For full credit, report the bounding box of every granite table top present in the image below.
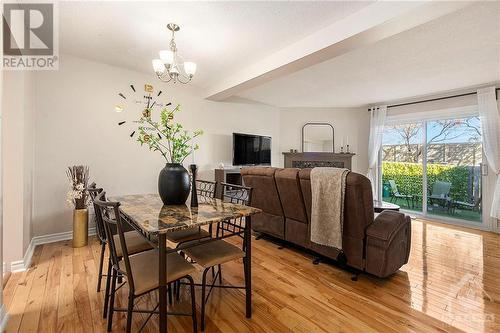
[110,194,261,235]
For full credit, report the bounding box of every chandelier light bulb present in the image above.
[152,59,165,73]
[184,62,197,76]
[159,50,174,65]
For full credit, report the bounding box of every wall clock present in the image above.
[114,83,172,138]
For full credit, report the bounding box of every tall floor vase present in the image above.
[73,208,88,248]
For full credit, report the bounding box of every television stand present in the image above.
[214,168,242,198]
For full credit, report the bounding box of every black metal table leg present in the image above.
[159,233,168,333]
[245,216,252,318]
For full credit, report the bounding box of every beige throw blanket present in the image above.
[310,167,349,249]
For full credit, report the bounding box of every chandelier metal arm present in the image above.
[176,74,193,84]
[155,71,173,83]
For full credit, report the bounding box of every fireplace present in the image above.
[283,152,355,170]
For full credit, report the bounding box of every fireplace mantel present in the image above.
[283,152,355,169]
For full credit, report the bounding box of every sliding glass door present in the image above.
[381,114,483,225]
[425,117,482,222]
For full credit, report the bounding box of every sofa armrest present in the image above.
[367,210,409,242]
[365,210,411,278]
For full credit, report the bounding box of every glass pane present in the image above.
[382,122,423,212]
[426,117,482,222]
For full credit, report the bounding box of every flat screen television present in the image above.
[233,133,271,166]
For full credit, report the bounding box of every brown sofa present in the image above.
[241,167,411,278]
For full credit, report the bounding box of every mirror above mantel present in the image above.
[282,122,354,169]
[302,123,334,153]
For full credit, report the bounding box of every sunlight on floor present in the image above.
[404,219,496,332]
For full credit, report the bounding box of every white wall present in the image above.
[32,54,280,237]
[23,73,35,255]
[278,107,370,174]
[2,71,35,267]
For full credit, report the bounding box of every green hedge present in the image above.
[382,162,470,201]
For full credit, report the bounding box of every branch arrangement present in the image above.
[136,105,203,163]
[66,165,90,209]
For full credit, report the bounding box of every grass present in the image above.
[382,196,482,223]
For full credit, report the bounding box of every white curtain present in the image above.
[367,106,387,200]
[477,86,500,219]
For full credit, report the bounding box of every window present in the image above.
[381,113,482,224]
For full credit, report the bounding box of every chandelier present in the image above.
[152,23,196,84]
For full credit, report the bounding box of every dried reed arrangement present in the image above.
[66,165,90,209]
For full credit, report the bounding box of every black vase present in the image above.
[158,163,190,205]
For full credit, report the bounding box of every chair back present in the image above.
[196,179,217,198]
[218,182,252,251]
[475,196,482,208]
[432,181,451,198]
[388,180,400,195]
[94,191,136,292]
[87,183,107,244]
[220,182,252,206]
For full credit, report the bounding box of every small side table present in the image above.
[374,201,400,213]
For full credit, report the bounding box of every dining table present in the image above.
[110,193,262,333]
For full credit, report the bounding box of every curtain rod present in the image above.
[368,87,500,111]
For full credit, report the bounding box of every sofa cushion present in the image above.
[275,168,308,224]
[252,212,285,238]
[242,167,285,239]
[241,167,284,217]
[285,217,309,248]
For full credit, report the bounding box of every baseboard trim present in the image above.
[10,227,96,273]
[2,271,11,289]
[0,305,9,333]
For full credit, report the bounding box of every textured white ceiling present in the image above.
[237,2,500,108]
[59,1,372,89]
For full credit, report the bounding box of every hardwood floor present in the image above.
[3,218,500,332]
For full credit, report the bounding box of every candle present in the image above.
[346,136,349,146]
[191,144,195,164]
[340,137,344,148]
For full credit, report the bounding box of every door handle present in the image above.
[481,163,488,176]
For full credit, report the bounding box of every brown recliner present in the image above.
[241,167,411,278]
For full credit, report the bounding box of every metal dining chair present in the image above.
[171,180,219,299]
[94,191,198,333]
[166,180,217,245]
[87,183,154,318]
[183,182,253,331]
[87,183,108,292]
